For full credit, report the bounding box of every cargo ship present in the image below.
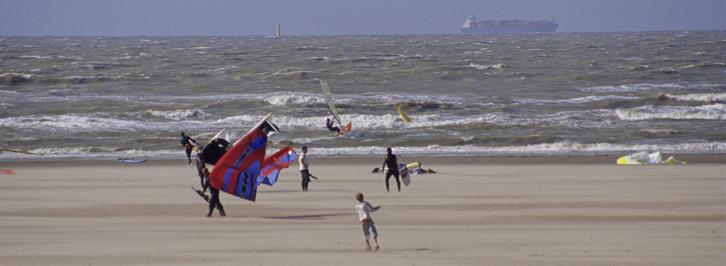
[461,15,558,34]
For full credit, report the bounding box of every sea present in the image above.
[1,31,725,159]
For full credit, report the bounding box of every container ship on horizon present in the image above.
[461,15,559,34]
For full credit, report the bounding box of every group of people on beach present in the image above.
[179,122,407,250]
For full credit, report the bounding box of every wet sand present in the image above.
[0,158,724,265]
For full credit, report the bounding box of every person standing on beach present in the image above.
[381,147,401,192]
[180,132,197,164]
[355,193,380,250]
[299,146,311,191]
[203,167,226,217]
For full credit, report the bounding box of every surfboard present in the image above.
[396,103,412,123]
[117,158,146,164]
[398,163,411,186]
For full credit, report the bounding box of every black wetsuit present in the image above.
[383,154,401,192]
[195,154,208,193]
[326,119,340,134]
[180,135,196,164]
[207,186,226,217]
[300,169,311,191]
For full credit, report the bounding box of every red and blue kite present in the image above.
[257,146,297,186]
[209,124,296,202]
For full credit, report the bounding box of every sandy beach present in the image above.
[1,157,724,265]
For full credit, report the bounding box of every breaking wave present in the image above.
[146,109,210,120]
[514,95,639,105]
[3,142,723,160]
[579,83,684,93]
[663,93,726,103]
[616,104,726,121]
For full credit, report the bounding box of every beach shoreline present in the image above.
[1,153,724,167]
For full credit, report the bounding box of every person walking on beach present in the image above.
[195,153,208,193]
[180,132,197,164]
[355,193,381,250]
[203,167,226,217]
[299,146,311,192]
[381,147,401,192]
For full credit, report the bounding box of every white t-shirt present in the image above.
[356,201,378,221]
[299,152,309,171]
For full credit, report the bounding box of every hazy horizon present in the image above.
[1,0,725,36]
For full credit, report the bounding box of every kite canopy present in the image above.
[257,146,297,186]
[207,114,295,202]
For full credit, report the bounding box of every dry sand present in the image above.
[0,158,724,265]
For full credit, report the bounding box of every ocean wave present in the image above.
[616,104,726,121]
[2,142,722,160]
[580,83,724,94]
[307,142,726,156]
[0,114,198,133]
[18,55,53,60]
[295,46,329,51]
[0,109,613,134]
[0,73,33,84]
[468,63,504,70]
[261,93,327,106]
[579,83,684,93]
[146,109,210,120]
[514,95,639,105]
[663,93,726,103]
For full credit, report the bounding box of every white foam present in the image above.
[261,93,326,106]
[147,109,210,120]
[0,114,204,133]
[514,95,639,105]
[664,93,726,103]
[0,109,615,134]
[3,142,722,160]
[469,63,504,70]
[616,104,726,121]
[579,83,683,93]
[18,55,53,60]
[299,142,726,156]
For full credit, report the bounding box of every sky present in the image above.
[0,0,724,35]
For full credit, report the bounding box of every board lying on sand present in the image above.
[117,158,146,164]
[617,152,686,165]
[398,163,411,186]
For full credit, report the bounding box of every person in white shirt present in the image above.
[298,146,310,191]
[355,192,381,250]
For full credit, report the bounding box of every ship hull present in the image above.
[461,24,558,34]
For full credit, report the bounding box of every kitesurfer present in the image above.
[355,193,381,251]
[299,146,311,191]
[325,118,340,134]
[203,167,226,217]
[381,147,401,192]
[180,132,197,164]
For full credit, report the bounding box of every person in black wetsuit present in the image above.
[381,147,401,192]
[326,118,340,134]
[180,132,197,164]
[195,153,208,193]
[203,167,226,217]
